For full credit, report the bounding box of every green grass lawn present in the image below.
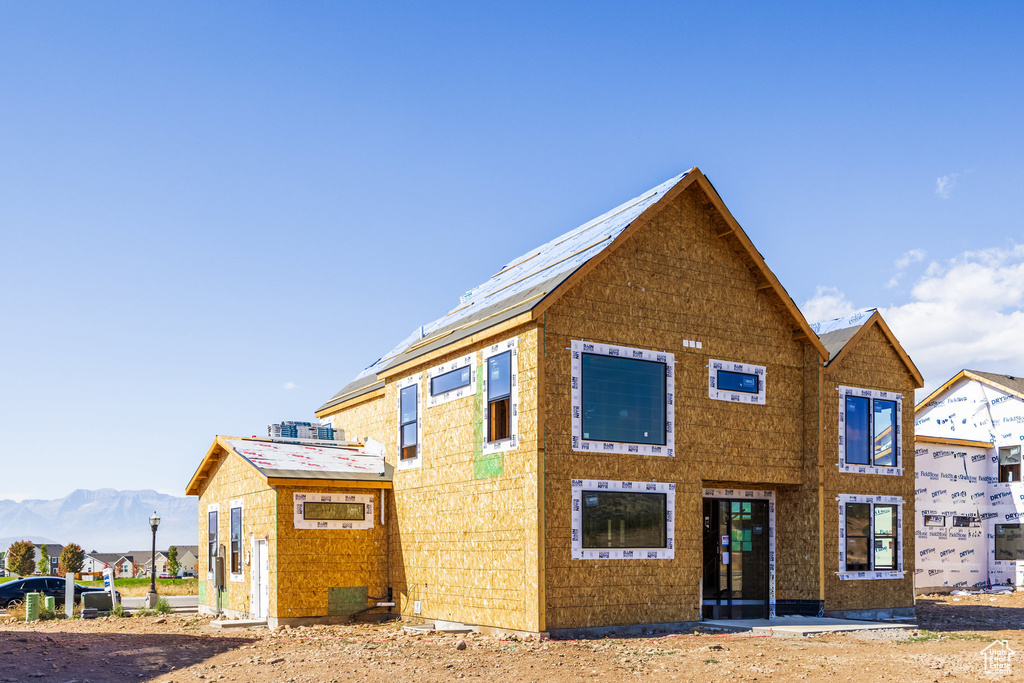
[0,577,17,584]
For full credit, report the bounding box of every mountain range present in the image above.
[0,489,197,553]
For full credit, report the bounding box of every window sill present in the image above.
[837,571,904,581]
[838,463,903,476]
[229,573,245,583]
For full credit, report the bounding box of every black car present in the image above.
[0,576,121,608]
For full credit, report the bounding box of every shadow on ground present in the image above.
[0,629,256,682]
[915,597,1024,632]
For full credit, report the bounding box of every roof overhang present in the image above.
[916,369,1024,413]
[823,310,924,388]
[185,436,393,496]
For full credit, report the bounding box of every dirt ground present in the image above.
[1,592,1021,682]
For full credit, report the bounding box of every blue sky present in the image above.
[2,2,1022,501]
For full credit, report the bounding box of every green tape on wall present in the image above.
[473,362,504,479]
[198,581,206,604]
[328,586,369,616]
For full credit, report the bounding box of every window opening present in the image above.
[487,351,511,442]
[431,365,472,397]
[999,446,1021,483]
[400,384,418,460]
[230,505,242,576]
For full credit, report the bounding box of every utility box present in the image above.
[81,592,113,611]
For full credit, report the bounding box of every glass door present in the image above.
[702,498,770,619]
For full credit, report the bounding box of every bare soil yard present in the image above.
[1,592,1021,682]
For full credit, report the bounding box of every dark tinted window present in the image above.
[581,353,666,445]
[845,503,871,571]
[995,524,1024,561]
[431,366,471,396]
[717,370,759,394]
[845,396,870,465]
[230,506,242,574]
[400,384,418,459]
[208,510,218,572]
[581,491,666,549]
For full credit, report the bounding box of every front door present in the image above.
[250,539,269,619]
[702,498,770,619]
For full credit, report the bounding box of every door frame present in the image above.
[702,487,776,619]
[250,538,269,619]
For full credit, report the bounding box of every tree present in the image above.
[36,545,50,575]
[57,543,85,575]
[167,546,180,578]
[7,540,35,576]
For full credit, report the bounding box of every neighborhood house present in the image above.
[188,168,923,632]
[914,370,1024,591]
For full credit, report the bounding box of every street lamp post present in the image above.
[147,511,160,608]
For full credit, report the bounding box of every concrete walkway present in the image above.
[703,616,916,637]
[122,595,198,613]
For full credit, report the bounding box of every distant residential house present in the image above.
[914,369,1024,591]
[172,546,200,576]
[31,544,63,575]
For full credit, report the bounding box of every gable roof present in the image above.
[185,436,393,496]
[318,167,828,414]
[811,308,924,388]
[915,368,1024,412]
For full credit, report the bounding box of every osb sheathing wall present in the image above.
[322,391,387,446]
[196,450,277,618]
[273,484,389,624]
[541,185,819,629]
[823,322,917,613]
[329,327,542,633]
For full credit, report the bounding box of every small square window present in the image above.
[995,524,1024,561]
[952,515,980,528]
[923,514,946,527]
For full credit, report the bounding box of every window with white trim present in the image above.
[837,494,904,580]
[708,360,766,404]
[482,338,518,454]
[229,499,244,582]
[838,386,903,475]
[571,479,675,560]
[571,340,674,457]
[427,353,476,407]
[396,373,422,469]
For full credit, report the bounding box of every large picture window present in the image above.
[571,479,675,560]
[395,374,422,469]
[838,386,903,475]
[995,524,1024,561]
[571,341,674,457]
[837,494,904,580]
[482,338,519,456]
[229,500,243,581]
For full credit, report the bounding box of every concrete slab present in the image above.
[210,619,268,629]
[403,621,474,635]
[703,616,916,637]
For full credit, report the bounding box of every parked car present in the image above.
[0,576,121,608]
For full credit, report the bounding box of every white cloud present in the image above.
[801,286,856,324]
[283,381,297,390]
[894,248,926,270]
[804,244,1024,400]
[935,173,959,199]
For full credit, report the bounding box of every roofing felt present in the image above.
[318,171,691,412]
[224,437,391,482]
